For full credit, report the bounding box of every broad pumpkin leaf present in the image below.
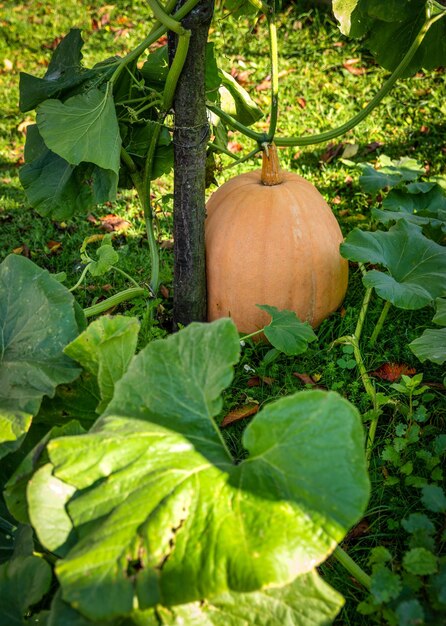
[0,410,32,461]
[19,29,95,112]
[358,156,424,195]
[4,420,85,525]
[410,298,446,365]
[20,125,117,220]
[0,555,52,625]
[0,255,81,414]
[31,320,369,621]
[153,570,344,626]
[64,316,139,414]
[36,86,121,177]
[124,122,173,180]
[47,572,343,626]
[258,305,317,356]
[332,0,446,76]
[340,221,446,309]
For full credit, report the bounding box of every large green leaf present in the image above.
[332,0,446,76]
[64,316,139,414]
[0,255,81,414]
[410,298,446,365]
[124,122,173,180]
[358,156,424,195]
[154,571,344,626]
[0,555,52,625]
[19,29,96,112]
[47,572,343,626]
[30,320,369,621]
[36,86,121,177]
[4,420,85,525]
[340,221,446,309]
[20,125,117,219]
[218,69,263,126]
[0,411,32,461]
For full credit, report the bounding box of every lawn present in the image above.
[0,1,445,624]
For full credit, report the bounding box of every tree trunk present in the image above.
[171,0,214,327]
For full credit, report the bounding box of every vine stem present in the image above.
[207,11,445,148]
[275,12,445,147]
[333,546,371,590]
[83,287,148,318]
[266,13,279,141]
[369,300,391,347]
[110,0,201,85]
[146,0,187,35]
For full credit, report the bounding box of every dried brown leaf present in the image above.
[371,363,416,382]
[221,403,259,428]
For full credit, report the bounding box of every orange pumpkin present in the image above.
[205,144,348,334]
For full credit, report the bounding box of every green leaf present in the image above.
[47,591,114,626]
[140,46,169,88]
[340,221,446,309]
[402,513,435,535]
[205,43,222,103]
[409,328,446,365]
[0,255,81,414]
[395,599,425,626]
[0,555,52,624]
[370,565,402,603]
[421,484,446,513]
[4,420,85,524]
[20,125,117,220]
[19,29,92,112]
[258,305,317,356]
[433,297,446,325]
[35,373,100,426]
[156,570,344,626]
[28,463,77,556]
[64,316,139,413]
[0,411,32,461]
[333,0,446,76]
[403,547,438,575]
[124,122,173,180]
[87,244,119,277]
[218,69,263,126]
[34,321,368,621]
[358,156,424,194]
[37,86,121,176]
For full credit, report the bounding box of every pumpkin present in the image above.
[205,144,348,334]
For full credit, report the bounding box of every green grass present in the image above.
[1,1,445,623]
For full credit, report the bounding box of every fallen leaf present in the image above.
[159,239,174,250]
[320,143,344,163]
[364,141,383,154]
[344,175,353,185]
[99,214,131,232]
[230,68,252,86]
[46,240,62,253]
[332,196,342,205]
[296,96,306,109]
[247,375,275,387]
[160,284,169,299]
[342,143,359,159]
[43,36,63,50]
[333,41,344,48]
[255,76,271,92]
[3,58,13,72]
[227,141,244,153]
[102,284,113,292]
[346,518,371,540]
[87,214,99,224]
[371,363,416,382]
[221,403,259,428]
[420,125,429,134]
[343,58,366,75]
[12,244,31,258]
[293,372,326,389]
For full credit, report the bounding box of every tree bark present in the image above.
[170,0,214,327]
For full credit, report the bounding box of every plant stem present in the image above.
[83,287,148,318]
[163,30,191,111]
[69,265,91,292]
[240,329,263,341]
[333,546,371,590]
[369,300,391,347]
[275,13,443,147]
[354,286,372,344]
[112,266,141,289]
[224,146,262,169]
[266,14,279,142]
[110,0,201,85]
[146,0,187,35]
[142,122,164,294]
[206,104,264,142]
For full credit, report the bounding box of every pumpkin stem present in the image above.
[261,143,284,186]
